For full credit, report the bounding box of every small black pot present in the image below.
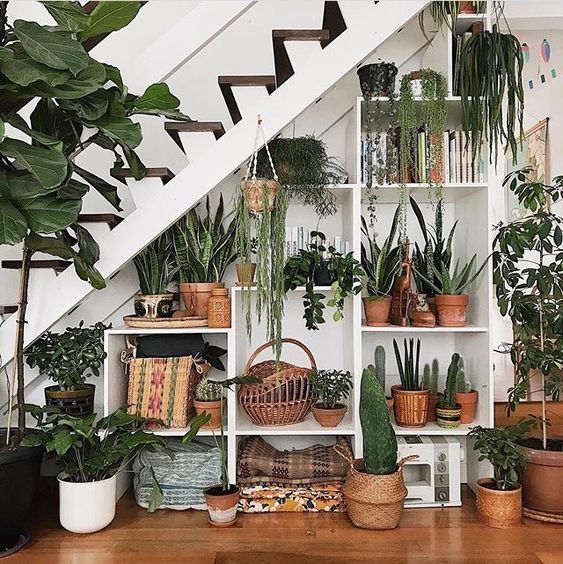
[45,383,95,416]
[0,432,43,554]
[357,62,398,97]
[313,260,336,286]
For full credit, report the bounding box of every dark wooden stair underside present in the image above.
[0,306,18,315]
[321,1,347,48]
[218,75,276,125]
[164,121,226,153]
[110,168,175,185]
[2,260,71,273]
[78,214,124,229]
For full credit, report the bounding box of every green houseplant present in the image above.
[435,353,462,429]
[469,421,534,528]
[284,231,363,331]
[0,3,188,552]
[361,207,402,326]
[493,168,563,517]
[309,369,352,428]
[132,232,178,319]
[392,338,429,428]
[25,321,108,416]
[173,194,237,319]
[193,378,223,430]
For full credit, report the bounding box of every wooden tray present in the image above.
[123,316,207,328]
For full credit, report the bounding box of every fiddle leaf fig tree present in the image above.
[0,1,189,444]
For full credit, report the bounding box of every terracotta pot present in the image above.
[427,394,439,422]
[194,399,223,429]
[460,1,477,13]
[203,485,240,527]
[476,479,522,528]
[427,296,438,318]
[363,296,392,327]
[241,179,279,213]
[436,404,462,429]
[45,384,95,417]
[455,390,478,424]
[236,263,256,286]
[386,397,394,412]
[134,293,174,318]
[179,282,224,318]
[435,294,469,327]
[312,404,347,428]
[519,438,563,515]
[391,386,429,428]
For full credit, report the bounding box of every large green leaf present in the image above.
[0,46,71,87]
[123,146,146,179]
[94,115,141,148]
[1,170,58,199]
[42,2,91,33]
[80,2,141,41]
[30,99,82,152]
[3,113,61,147]
[134,83,180,111]
[57,178,89,200]
[0,119,4,143]
[0,138,68,189]
[131,108,191,121]
[25,232,74,259]
[59,89,108,120]
[103,64,126,99]
[0,198,28,244]
[18,193,81,233]
[74,223,99,263]
[13,19,90,75]
[73,255,106,289]
[73,165,121,210]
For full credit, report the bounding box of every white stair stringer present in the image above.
[0,0,429,369]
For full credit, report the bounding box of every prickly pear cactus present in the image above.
[360,368,397,475]
[374,345,386,391]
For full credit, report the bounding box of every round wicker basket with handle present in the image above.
[239,338,316,426]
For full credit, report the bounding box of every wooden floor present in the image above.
[11,480,563,564]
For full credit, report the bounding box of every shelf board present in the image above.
[393,422,472,436]
[360,183,487,203]
[362,325,488,333]
[148,427,223,437]
[105,326,232,335]
[233,286,332,293]
[358,96,466,103]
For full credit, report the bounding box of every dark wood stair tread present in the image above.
[272,30,330,41]
[78,214,124,229]
[321,1,347,48]
[0,306,18,315]
[2,260,71,272]
[164,121,225,152]
[218,76,276,125]
[110,168,175,185]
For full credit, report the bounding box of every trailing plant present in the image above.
[411,196,457,297]
[393,338,421,391]
[417,254,488,295]
[418,2,461,41]
[439,353,460,408]
[284,231,363,330]
[25,321,108,391]
[361,207,402,298]
[360,367,398,475]
[133,232,177,295]
[0,2,188,446]
[196,378,223,402]
[468,421,536,490]
[493,168,563,450]
[172,194,237,283]
[309,369,352,409]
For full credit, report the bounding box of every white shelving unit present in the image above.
[103,10,496,492]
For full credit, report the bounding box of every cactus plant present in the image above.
[456,357,471,392]
[431,358,440,395]
[440,353,460,407]
[422,363,431,391]
[392,338,421,391]
[374,345,386,391]
[360,368,397,475]
[196,378,223,402]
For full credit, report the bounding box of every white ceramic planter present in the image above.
[58,473,117,533]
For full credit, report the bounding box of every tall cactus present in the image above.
[442,353,460,407]
[422,363,431,391]
[374,345,386,391]
[431,358,439,395]
[361,367,397,475]
[456,356,470,392]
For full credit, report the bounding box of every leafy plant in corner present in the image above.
[493,168,563,451]
[393,338,421,391]
[133,231,178,295]
[309,369,352,409]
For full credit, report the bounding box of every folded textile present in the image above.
[237,436,352,486]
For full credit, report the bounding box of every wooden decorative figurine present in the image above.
[390,244,412,327]
[409,293,436,328]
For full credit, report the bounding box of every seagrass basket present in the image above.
[239,338,316,426]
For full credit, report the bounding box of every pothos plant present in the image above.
[493,168,563,451]
[284,231,363,331]
[0,1,189,446]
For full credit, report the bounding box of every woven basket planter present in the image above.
[391,386,429,428]
[476,479,522,528]
[241,179,279,213]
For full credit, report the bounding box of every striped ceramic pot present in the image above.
[436,404,462,429]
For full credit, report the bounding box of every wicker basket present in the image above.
[391,385,429,428]
[239,338,316,426]
[336,446,415,530]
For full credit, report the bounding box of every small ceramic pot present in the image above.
[194,399,223,429]
[435,294,469,327]
[455,390,478,424]
[312,404,347,428]
[435,404,462,429]
[236,263,256,286]
[363,296,392,327]
[476,479,522,529]
[391,386,429,428]
[203,484,240,527]
[134,293,174,318]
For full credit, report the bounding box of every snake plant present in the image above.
[133,232,177,295]
[393,338,421,391]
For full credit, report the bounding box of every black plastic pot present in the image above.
[357,62,398,97]
[45,383,95,416]
[314,260,336,286]
[0,431,43,554]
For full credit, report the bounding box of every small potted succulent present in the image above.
[310,369,352,427]
[194,378,224,430]
[422,359,440,422]
[435,353,462,429]
[133,232,177,318]
[468,421,534,528]
[391,338,429,428]
[455,357,478,424]
[361,209,402,327]
[25,322,108,416]
[366,345,393,410]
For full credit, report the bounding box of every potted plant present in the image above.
[338,367,410,529]
[455,358,478,424]
[133,232,177,318]
[284,231,363,331]
[173,194,237,319]
[436,353,462,429]
[366,345,393,410]
[22,407,172,533]
[468,421,534,528]
[193,378,224,430]
[236,237,257,286]
[422,359,440,422]
[361,208,402,326]
[493,168,563,517]
[391,338,429,427]
[25,321,108,416]
[309,369,352,427]
[357,61,398,98]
